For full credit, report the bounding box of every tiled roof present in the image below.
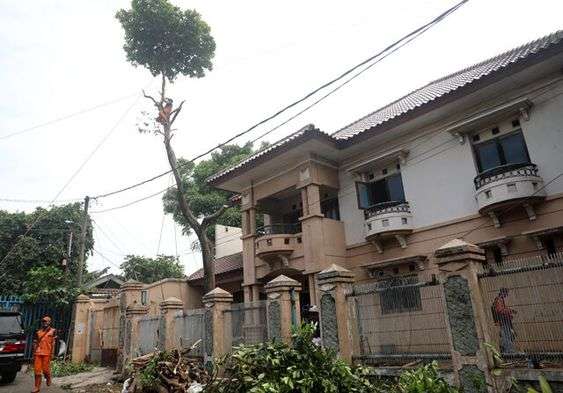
[207,125,335,185]
[187,252,243,281]
[333,30,563,139]
[207,30,563,185]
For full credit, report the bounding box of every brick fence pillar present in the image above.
[202,288,233,364]
[71,294,91,363]
[159,297,183,351]
[124,305,148,362]
[117,280,143,372]
[434,239,494,393]
[317,264,354,363]
[265,275,302,344]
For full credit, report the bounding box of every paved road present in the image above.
[0,371,66,393]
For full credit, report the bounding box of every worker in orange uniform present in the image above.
[31,316,57,393]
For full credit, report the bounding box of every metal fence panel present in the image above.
[137,316,160,355]
[226,301,267,348]
[174,309,206,357]
[478,252,563,359]
[350,278,450,363]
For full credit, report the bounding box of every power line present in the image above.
[0,84,149,269]
[0,93,138,141]
[91,0,469,201]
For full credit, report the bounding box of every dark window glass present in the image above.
[387,174,405,202]
[355,173,406,209]
[492,246,503,265]
[380,283,422,314]
[475,140,501,172]
[321,197,340,220]
[500,133,528,165]
[474,131,530,173]
[544,237,557,257]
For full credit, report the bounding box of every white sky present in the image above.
[1,0,562,276]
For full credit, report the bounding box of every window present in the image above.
[321,197,340,220]
[486,245,504,266]
[543,236,558,257]
[141,290,148,306]
[379,276,421,314]
[473,130,530,173]
[356,173,406,209]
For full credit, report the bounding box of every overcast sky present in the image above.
[1,0,561,276]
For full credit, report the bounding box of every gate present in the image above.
[478,252,563,360]
[100,305,119,367]
[0,297,72,359]
[349,277,451,365]
[225,301,267,348]
[137,316,160,356]
[88,309,103,363]
[174,309,206,357]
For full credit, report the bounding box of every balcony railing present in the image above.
[256,223,302,237]
[474,163,539,190]
[364,201,410,219]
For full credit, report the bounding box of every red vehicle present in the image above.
[0,311,26,384]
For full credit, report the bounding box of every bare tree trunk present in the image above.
[141,77,226,292]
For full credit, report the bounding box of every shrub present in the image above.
[51,359,95,377]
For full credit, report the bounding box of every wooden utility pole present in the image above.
[76,195,90,287]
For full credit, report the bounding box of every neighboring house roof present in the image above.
[187,252,243,281]
[86,274,125,290]
[207,30,563,185]
[333,30,563,140]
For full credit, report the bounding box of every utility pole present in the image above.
[76,195,90,288]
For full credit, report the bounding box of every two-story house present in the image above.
[206,31,563,312]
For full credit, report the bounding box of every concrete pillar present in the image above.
[434,239,494,393]
[159,297,183,351]
[317,264,354,363]
[71,294,91,363]
[117,280,143,372]
[202,288,233,364]
[265,275,302,344]
[124,305,148,361]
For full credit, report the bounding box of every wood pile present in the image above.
[125,340,211,393]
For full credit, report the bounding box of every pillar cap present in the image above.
[202,287,233,303]
[265,274,302,292]
[318,264,354,283]
[120,279,143,291]
[126,305,149,316]
[75,294,90,303]
[160,297,183,310]
[434,238,485,264]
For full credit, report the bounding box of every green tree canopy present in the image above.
[0,203,94,301]
[120,255,184,284]
[115,0,215,81]
[162,142,267,246]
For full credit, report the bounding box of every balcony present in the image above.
[364,201,414,253]
[474,163,546,225]
[255,223,302,262]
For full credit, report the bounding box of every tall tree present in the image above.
[0,203,94,301]
[116,0,222,292]
[120,255,184,284]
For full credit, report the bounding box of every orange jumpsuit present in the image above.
[33,327,56,376]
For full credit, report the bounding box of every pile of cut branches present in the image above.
[125,341,210,393]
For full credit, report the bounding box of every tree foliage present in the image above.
[120,254,184,284]
[0,203,94,297]
[115,0,215,81]
[21,266,79,306]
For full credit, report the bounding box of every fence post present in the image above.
[159,297,184,351]
[71,294,91,363]
[434,239,494,393]
[317,264,354,363]
[117,280,143,373]
[265,275,302,344]
[124,305,148,362]
[202,288,233,364]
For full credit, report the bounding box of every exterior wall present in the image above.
[142,278,201,314]
[339,78,563,246]
[215,225,242,259]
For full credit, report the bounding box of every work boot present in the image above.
[31,374,42,393]
[44,372,52,386]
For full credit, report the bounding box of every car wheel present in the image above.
[1,371,18,384]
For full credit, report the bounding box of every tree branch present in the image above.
[169,100,186,125]
[202,204,228,227]
[142,90,160,108]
